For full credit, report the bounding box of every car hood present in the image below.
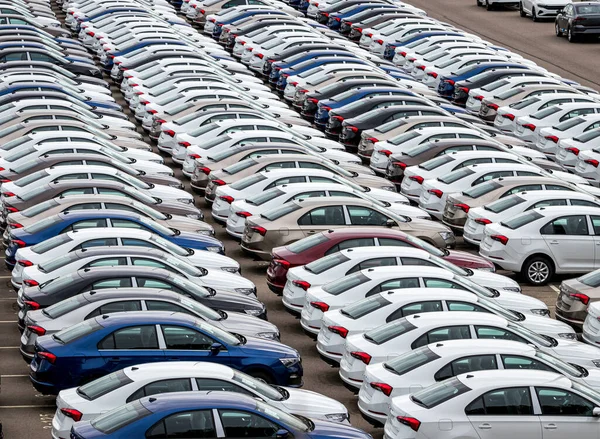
[445,249,494,270]
[216,311,278,337]
[184,251,239,272]
[322,148,362,164]
[549,340,600,366]
[201,270,254,291]
[210,289,264,312]
[239,337,299,358]
[146,185,192,202]
[280,388,347,418]
[309,418,371,439]
[521,314,574,338]
[164,217,213,234]
[467,270,520,290]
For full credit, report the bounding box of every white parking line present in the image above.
[0,275,13,279]
[0,320,17,323]
[1,374,28,378]
[0,346,18,349]
[0,405,54,409]
[549,284,560,294]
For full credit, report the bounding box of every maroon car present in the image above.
[266,227,494,294]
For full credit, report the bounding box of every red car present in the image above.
[266,228,494,294]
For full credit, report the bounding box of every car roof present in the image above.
[459,163,539,173]
[45,165,120,175]
[532,205,600,216]
[377,287,474,303]
[140,391,257,413]
[321,227,411,239]
[484,176,572,187]
[338,246,431,260]
[276,182,352,193]
[66,227,153,240]
[428,339,535,357]
[82,288,183,304]
[256,168,335,179]
[71,246,171,260]
[122,362,234,381]
[363,266,454,279]
[80,265,176,279]
[513,190,596,201]
[406,311,507,328]
[95,310,197,327]
[456,369,571,390]
[292,196,373,208]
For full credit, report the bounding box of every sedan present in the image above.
[536,114,600,156]
[520,0,571,21]
[556,2,600,42]
[556,269,600,329]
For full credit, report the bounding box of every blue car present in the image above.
[0,25,84,46]
[268,50,361,83]
[211,10,289,39]
[70,392,370,439]
[437,62,527,98]
[6,210,224,259]
[29,312,303,394]
[0,84,121,110]
[104,40,188,69]
[326,4,393,30]
[74,8,148,31]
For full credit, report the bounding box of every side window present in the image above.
[366,277,421,297]
[474,326,527,343]
[146,410,216,439]
[535,387,595,416]
[97,189,128,197]
[121,238,157,249]
[454,158,492,169]
[297,162,330,170]
[111,219,149,230]
[76,238,118,249]
[261,162,295,171]
[54,173,89,181]
[88,278,133,290]
[590,216,600,235]
[527,199,568,210]
[329,191,360,198]
[434,355,498,381]
[131,258,174,272]
[503,184,543,196]
[85,301,142,320]
[476,146,501,151]
[91,173,121,181]
[572,200,600,208]
[297,206,345,226]
[395,300,443,319]
[411,326,471,349]
[439,146,473,156]
[98,325,159,350]
[195,378,252,396]
[423,278,463,289]
[218,410,279,438]
[347,206,390,226]
[66,203,102,211]
[545,184,573,191]
[128,378,192,403]
[60,188,95,196]
[585,122,600,131]
[161,325,214,350]
[494,158,520,164]
[145,301,188,313]
[346,257,398,275]
[246,151,279,159]
[289,191,326,202]
[63,219,108,233]
[501,355,555,372]
[308,176,337,184]
[84,257,127,268]
[466,388,533,415]
[401,257,438,267]
[472,171,513,186]
[264,176,305,189]
[540,215,588,235]
[446,301,490,313]
[105,204,138,213]
[516,171,541,177]
[378,238,413,247]
[136,278,181,292]
[560,109,596,121]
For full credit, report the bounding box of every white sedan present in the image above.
[52,362,350,438]
[535,113,600,157]
[360,339,600,424]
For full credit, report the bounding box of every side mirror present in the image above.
[210,342,223,354]
[385,219,396,228]
[593,407,600,417]
[276,429,290,439]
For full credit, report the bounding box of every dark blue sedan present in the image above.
[30,312,303,394]
[6,210,224,260]
[70,392,371,439]
[437,62,527,98]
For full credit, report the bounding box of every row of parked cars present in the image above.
[5,0,600,438]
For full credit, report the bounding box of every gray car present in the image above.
[556,270,600,330]
[20,288,280,360]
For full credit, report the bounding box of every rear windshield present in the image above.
[304,252,350,275]
[363,318,416,345]
[578,270,600,288]
[222,159,256,175]
[510,97,539,110]
[501,211,543,229]
[410,377,471,409]
[52,319,102,345]
[554,117,584,132]
[494,88,523,100]
[322,272,370,296]
[374,120,406,134]
[462,181,501,198]
[77,369,134,401]
[576,129,600,143]
[576,4,600,14]
[419,155,453,171]
[384,346,440,376]
[482,79,508,92]
[340,294,391,320]
[246,188,284,206]
[287,233,329,253]
[484,195,525,213]
[23,216,58,234]
[21,199,59,218]
[230,174,267,191]
[91,400,151,434]
[13,170,49,187]
[530,106,562,120]
[439,168,475,184]
[260,203,300,221]
[31,234,73,254]
[42,293,85,319]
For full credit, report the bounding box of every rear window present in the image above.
[340,294,391,320]
[42,294,86,318]
[419,155,453,171]
[230,174,267,191]
[246,188,284,206]
[260,203,301,221]
[323,272,370,296]
[439,168,475,184]
[21,199,59,218]
[77,369,134,401]
[52,319,102,345]
[554,117,584,132]
[484,195,525,213]
[530,106,562,120]
[13,170,49,187]
[287,233,329,253]
[304,252,350,275]
[410,377,471,409]
[384,346,440,376]
[31,234,73,254]
[501,211,543,229]
[462,181,501,199]
[222,159,256,175]
[578,270,600,288]
[363,319,417,345]
[482,79,508,92]
[576,129,600,143]
[494,88,522,100]
[374,120,406,134]
[91,400,151,434]
[23,216,59,234]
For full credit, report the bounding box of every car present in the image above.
[556,269,600,329]
[284,247,522,314]
[21,288,279,362]
[520,0,571,21]
[556,2,600,42]
[463,189,599,245]
[360,339,600,425]
[241,197,455,261]
[266,227,495,294]
[583,301,600,345]
[385,369,600,439]
[480,206,600,284]
[70,392,371,439]
[29,311,302,394]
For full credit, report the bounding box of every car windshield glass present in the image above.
[0,136,29,152]
[477,296,519,320]
[305,252,350,275]
[11,159,38,174]
[21,199,59,218]
[576,129,600,143]
[454,276,495,298]
[189,122,220,137]
[374,119,406,134]
[363,318,417,345]
[260,203,301,221]
[77,369,134,401]
[287,233,329,253]
[576,4,600,14]
[439,167,475,184]
[246,188,284,206]
[178,296,221,320]
[494,88,523,100]
[462,181,501,198]
[31,234,73,254]
[222,159,256,175]
[230,174,267,191]
[387,131,421,146]
[150,235,188,256]
[91,400,151,435]
[507,322,553,347]
[42,293,85,318]
[578,270,600,287]
[3,145,36,162]
[500,211,542,229]
[255,400,310,432]
[535,350,583,378]
[232,371,284,401]
[322,272,370,296]
[384,346,440,376]
[13,169,49,187]
[410,377,471,409]
[484,195,525,213]
[419,155,453,171]
[482,81,509,92]
[195,319,240,345]
[38,251,79,274]
[530,106,562,120]
[52,319,102,345]
[340,294,392,319]
[436,58,460,68]
[554,117,584,132]
[23,216,59,234]
[510,97,539,110]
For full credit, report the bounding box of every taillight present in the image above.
[292,280,311,291]
[569,292,590,305]
[416,65,426,71]
[17,260,33,267]
[163,129,176,137]
[310,301,329,312]
[23,279,39,287]
[38,351,57,364]
[273,259,290,268]
[27,325,46,336]
[522,123,536,131]
[370,381,392,395]
[199,167,211,175]
[454,203,470,213]
[585,159,599,168]
[86,31,94,36]
[409,176,424,184]
[188,154,201,160]
[256,53,264,59]
[502,113,515,121]
[178,141,191,147]
[219,195,234,204]
[10,223,23,229]
[427,72,438,78]
[60,408,82,422]
[474,95,484,101]
[459,87,469,93]
[490,234,509,245]
[397,416,421,432]
[3,192,15,197]
[474,218,492,225]
[331,115,344,122]
[24,300,40,310]
[213,179,226,186]
[365,137,378,143]
[307,98,319,104]
[545,135,559,143]
[236,211,252,218]
[5,205,17,213]
[379,149,393,157]
[487,103,499,110]
[351,351,372,364]
[392,162,406,170]
[328,326,348,338]
[251,226,267,236]
[446,79,455,85]
[375,39,384,45]
[566,147,580,156]
[12,239,26,248]
[428,189,443,198]
[347,126,359,133]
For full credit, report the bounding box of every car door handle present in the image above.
[549,240,559,245]
[307,230,316,235]
[109,357,120,361]
[167,357,181,361]
[544,424,557,430]
[478,423,492,430]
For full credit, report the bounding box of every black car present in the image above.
[18,267,267,327]
[556,1,600,42]
[0,61,110,88]
[338,8,406,35]
[452,68,547,105]
[0,48,101,78]
[339,104,451,148]
[261,43,350,77]
[315,0,386,24]
[348,12,417,40]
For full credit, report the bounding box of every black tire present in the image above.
[522,256,554,285]
[532,7,538,21]
[486,0,494,10]
[567,26,578,42]
[555,22,563,36]
[248,370,275,384]
[477,0,482,6]
[519,2,526,16]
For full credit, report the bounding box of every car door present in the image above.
[411,325,472,349]
[589,216,600,269]
[434,354,499,381]
[465,387,541,439]
[97,324,164,373]
[160,324,230,365]
[535,387,600,439]
[217,409,281,438]
[540,215,595,271]
[297,205,346,237]
[145,410,218,438]
[346,205,392,227]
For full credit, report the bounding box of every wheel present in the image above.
[486,0,494,10]
[519,2,526,16]
[555,22,563,36]
[248,370,275,384]
[522,256,554,285]
[477,0,482,6]
[567,26,578,42]
[532,7,538,21]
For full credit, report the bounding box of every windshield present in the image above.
[419,155,453,171]
[115,172,149,190]
[375,119,406,134]
[507,322,553,347]
[462,181,502,198]
[195,319,240,345]
[384,346,440,376]
[230,174,267,191]
[439,167,475,184]
[340,294,392,320]
[495,88,523,100]
[535,350,584,378]
[246,188,284,206]
[3,145,36,162]
[77,369,133,401]
[501,211,543,230]
[31,234,73,254]
[485,195,525,213]
[255,400,310,432]
[578,270,600,287]
[322,272,370,296]
[530,106,562,120]
[287,233,329,253]
[364,318,417,345]
[554,117,584,132]
[150,235,188,256]
[305,252,350,275]
[21,199,59,218]
[232,371,284,401]
[261,203,301,221]
[411,377,471,408]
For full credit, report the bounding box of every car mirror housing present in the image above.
[210,342,223,354]
[593,407,600,417]
[385,219,396,228]
[276,429,290,439]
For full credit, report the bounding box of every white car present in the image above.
[360,339,600,424]
[535,114,600,156]
[480,206,600,285]
[393,35,482,68]
[341,312,600,384]
[11,228,239,287]
[464,190,600,246]
[385,369,600,439]
[52,362,349,438]
[583,302,600,346]
[520,0,571,20]
[232,25,315,57]
[420,55,509,89]
[574,138,600,183]
[246,35,328,71]
[359,18,438,50]
[419,163,544,219]
[410,48,498,81]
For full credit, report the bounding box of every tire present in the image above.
[247,370,275,384]
[486,0,494,10]
[532,7,538,21]
[522,256,554,285]
[567,26,578,42]
[519,2,526,16]
[555,22,563,36]
[477,0,482,6]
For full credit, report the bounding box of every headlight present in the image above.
[172,183,185,189]
[257,332,280,340]
[477,267,496,272]
[235,288,256,295]
[198,230,214,236]
[177,198,193,204]
[206,246,222,253]
[503,287,522,293]
[325,413,349,423]
[439,231,453,241]
[382,186,396,192]
[222,267,240,274]
[280,357,300,368]
[558,333,577,340]
[186,214,202,220]
[530,309,550,317]
[149,159,164,164]
[592,360,600,368]
[245,308,263,316]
